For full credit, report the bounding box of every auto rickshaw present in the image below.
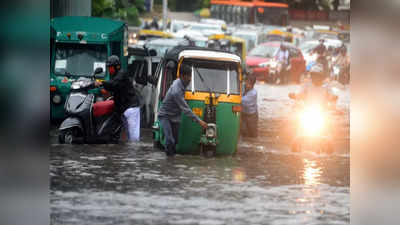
[208,34,247,64]
[266,29,294,44]
[136,29,174,46]
[152,46,243,156]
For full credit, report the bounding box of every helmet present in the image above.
[106,55,121,67]
[319,39,325,43]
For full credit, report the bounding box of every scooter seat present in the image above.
[93,100,115,117]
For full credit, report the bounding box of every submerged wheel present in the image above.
[153,140,163,150]
[202,146,216,158]
[59,129,75,144]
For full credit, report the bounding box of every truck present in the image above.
[50,16,128,121]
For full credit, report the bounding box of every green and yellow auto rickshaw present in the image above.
[152,46,243,156]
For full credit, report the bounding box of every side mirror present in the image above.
[289,93,296,99]
[149,49,157,57]
[94,67,103,75]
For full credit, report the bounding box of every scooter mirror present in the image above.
[94,67,104,75]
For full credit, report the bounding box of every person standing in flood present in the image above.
[158,64,208,156]
[241,74,258,138]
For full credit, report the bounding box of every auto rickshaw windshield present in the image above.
[182,59,240,95]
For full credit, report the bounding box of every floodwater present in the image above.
[50,82,350,225]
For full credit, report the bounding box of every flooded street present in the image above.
[50,82,350,225]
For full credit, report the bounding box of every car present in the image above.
[144,38,190,57]
[246,42,306,83]
[232,29,269,53]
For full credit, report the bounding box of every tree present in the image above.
[92,0,145,26]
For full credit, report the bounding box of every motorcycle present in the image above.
[269,60,291,85]
[288,92,337,154]
[58,68,122,144]
[330,60,350,85]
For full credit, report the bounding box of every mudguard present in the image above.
[97,112,121,138]
[59,117,83,132]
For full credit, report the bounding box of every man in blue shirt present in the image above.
[158,64,208,156]
[241,74,258,137]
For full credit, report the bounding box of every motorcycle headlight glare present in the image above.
[52,95,62,104]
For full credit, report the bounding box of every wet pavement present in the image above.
[50,82,349,225]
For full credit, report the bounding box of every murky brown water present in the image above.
[50,82,349,225]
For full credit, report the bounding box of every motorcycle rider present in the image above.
[95,55,141,142]
[292,64,337,105]
[332,45,350,83]
[334,45,349,67]
[312,39,329,79]
[275,42,290,84]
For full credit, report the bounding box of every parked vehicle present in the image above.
[50,16,129,121]
[127,46,158,128]
[152,46,243,156]
[58,68,122,144]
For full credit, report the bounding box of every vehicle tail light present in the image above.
[50,86,57,92]
[232,105,242,113]
[100,88,108,95]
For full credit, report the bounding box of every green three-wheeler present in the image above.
[152,46,243,156]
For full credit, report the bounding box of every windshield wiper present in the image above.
[193,67,212,93]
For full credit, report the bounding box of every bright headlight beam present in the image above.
[300,106,325,136]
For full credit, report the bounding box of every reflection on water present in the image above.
[50,83,350,225]
[303,159,322,186]
[232,167,246,183]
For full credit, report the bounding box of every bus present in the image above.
[210,0,289,26]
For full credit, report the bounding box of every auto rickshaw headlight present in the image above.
[52,95,62,104]
[206,124,217,138]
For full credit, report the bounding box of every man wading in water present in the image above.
[158,64,208,156]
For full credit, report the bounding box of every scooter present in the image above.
[58,68,122,144]
[269,61,291,85]
[288,91,337,154]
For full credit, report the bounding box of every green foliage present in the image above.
[92,0,143,25]
[201,0,210,8]
[92,0,113,17]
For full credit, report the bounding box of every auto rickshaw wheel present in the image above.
[201,145,216,158]
[153,140,163,150]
